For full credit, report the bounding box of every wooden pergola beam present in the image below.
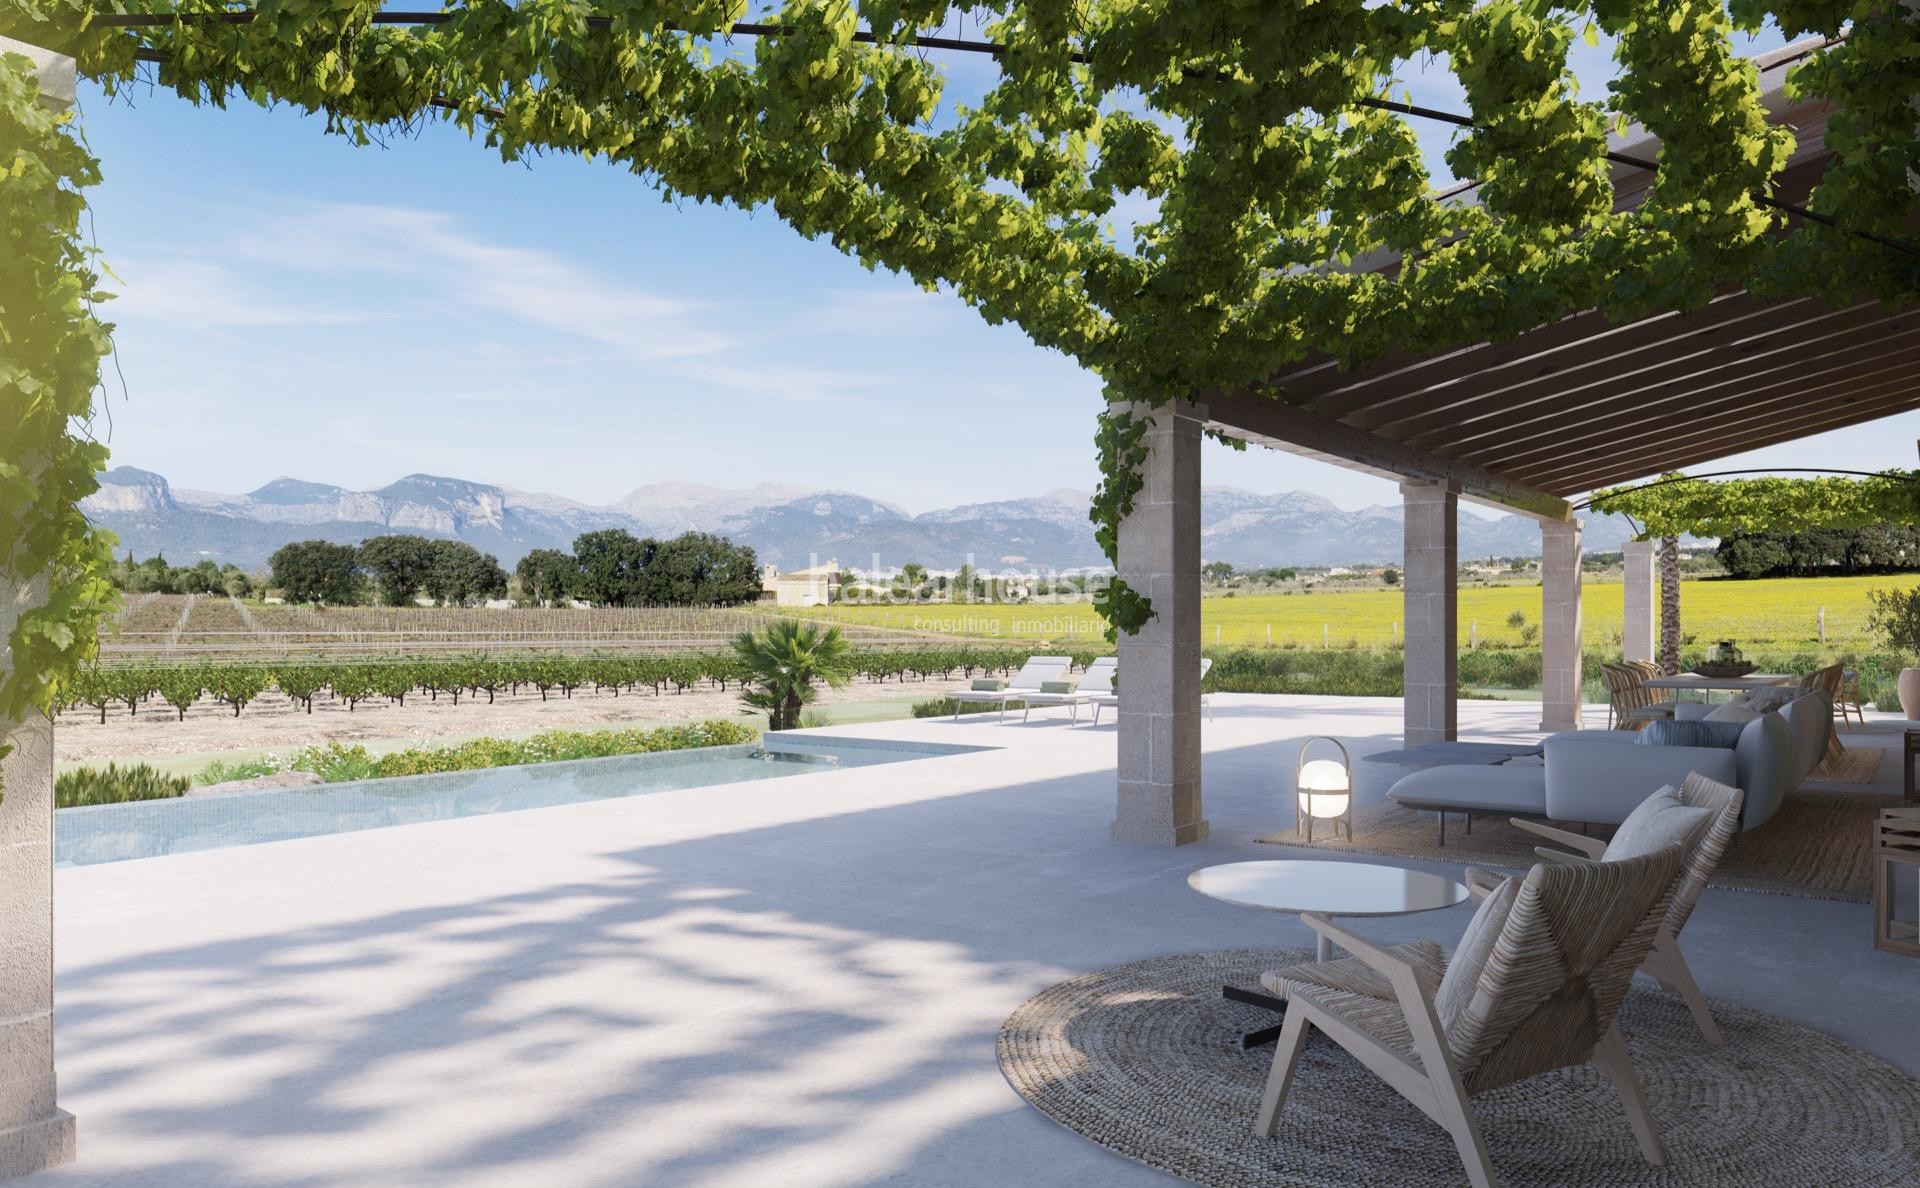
[1526,382,1920,492]
[1202,389,1573,521]
[1376,298,1870,445]
[1487,341,1920,479]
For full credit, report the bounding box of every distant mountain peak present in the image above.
[80,466,1638,571]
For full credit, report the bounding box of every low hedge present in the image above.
[56,763,191,808]
[276,720,762,783]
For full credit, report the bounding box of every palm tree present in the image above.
[733,619,855,730]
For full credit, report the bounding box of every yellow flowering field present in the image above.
[808,574,1920,649]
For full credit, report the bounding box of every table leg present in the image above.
[1907,732,1916,804]
[1221,985,1290,1049]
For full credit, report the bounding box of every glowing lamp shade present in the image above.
[1294,737,1354,843]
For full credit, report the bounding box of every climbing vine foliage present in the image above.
[0,49,117,793]
[1590,470,1920,540]
[1,3,1916,683]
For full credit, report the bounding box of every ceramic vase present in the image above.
[1897,667,1920,720]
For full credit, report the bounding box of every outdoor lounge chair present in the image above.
[1503,772,1743,1046]
[1087,657,1214,726]
[945,656,1071,721]
[1016,656,1115,724]
[1255,846,1686,1188]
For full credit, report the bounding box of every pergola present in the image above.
[1107,37,1920,846]
[1,8,1919,1181]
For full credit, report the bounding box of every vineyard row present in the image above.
[63,647,1099,721]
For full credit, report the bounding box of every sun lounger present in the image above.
[1018,657,1116,724]
[946,656,1073,721]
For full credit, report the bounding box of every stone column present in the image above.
[1112,401,1208,846]
[1621,540,1655,664]
[1401,480,1458,746]
[0,37,81,1180]
[1540,518,1583,732]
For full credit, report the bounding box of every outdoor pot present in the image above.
[1899,668,1920,720]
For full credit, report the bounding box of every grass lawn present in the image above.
[808,573,1920,649]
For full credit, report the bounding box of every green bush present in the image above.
[278,721,761,782]
[290,741,381,782]
[193,755,287,785]
[910,697,1000,717]
[56,763,190,808]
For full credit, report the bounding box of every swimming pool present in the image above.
[56,736,988,867]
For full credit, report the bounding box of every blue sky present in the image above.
[72,21,1916,516]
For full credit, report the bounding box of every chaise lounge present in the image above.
[944,656,1072,721]
[1387,690,1829,838]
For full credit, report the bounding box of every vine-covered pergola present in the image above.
[1,4,1918,1174]
[1590,468,1920,671]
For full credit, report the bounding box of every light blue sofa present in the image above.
[1388,691,1830,836]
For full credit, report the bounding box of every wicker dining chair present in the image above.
[1505,772,1743,1046]
[1255,847,1686,1188]
[1801,663,1847,764]
[1832,668,1866,728]
[1601,662,1674,731]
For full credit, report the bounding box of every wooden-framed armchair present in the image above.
[1254,847,1685,1188]
[1508,772,1743,1045]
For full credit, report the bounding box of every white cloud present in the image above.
[107,256,366,328]
[225,201,733,361]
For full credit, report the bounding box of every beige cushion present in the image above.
[1703,702,1762,724]
[1435,876,1519,1030]
[1604,784,1713,861]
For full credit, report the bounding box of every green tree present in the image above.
[268,541,364,605]
[516,548,576,605]
[358,534,436,606]
[648,532,762,605]
[572,529,655,606]
[420,540,508,606]
[1202,561,1234,581]
[732,619,854,731]
[1381,567,1400,586]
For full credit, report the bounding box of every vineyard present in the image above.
[62,645,1072,725]
[100,595,949,661]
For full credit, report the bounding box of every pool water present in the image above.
[57,738,986,867]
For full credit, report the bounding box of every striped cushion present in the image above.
[1636,719,1745,749]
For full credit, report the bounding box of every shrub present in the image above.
[56,763,190,808]
[290,741,381,782]
[911,697,998,717]
[194,755,288,785]
[1867,586,1920,655]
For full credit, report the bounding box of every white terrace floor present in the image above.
[32,695,1920,1187]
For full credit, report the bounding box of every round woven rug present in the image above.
[998,947,1920,1187]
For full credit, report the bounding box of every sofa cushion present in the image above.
[1637,719,1746,749]
[1604,785,1713,861]
[1733,686,1808,715]
[1435,875,1519,1030]
[1703,702,1762,724]
[1388,765,1548,815]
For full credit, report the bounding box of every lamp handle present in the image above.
[1295,735,1351,784]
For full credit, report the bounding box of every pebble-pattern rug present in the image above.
[999,948,1920,1187]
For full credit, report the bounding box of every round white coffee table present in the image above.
[1189,859,1469,1047]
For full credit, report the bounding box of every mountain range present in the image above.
[81,467,1641,572]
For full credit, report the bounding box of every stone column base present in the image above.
[1110,814,1211,847]
[0,1110,74,1179]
